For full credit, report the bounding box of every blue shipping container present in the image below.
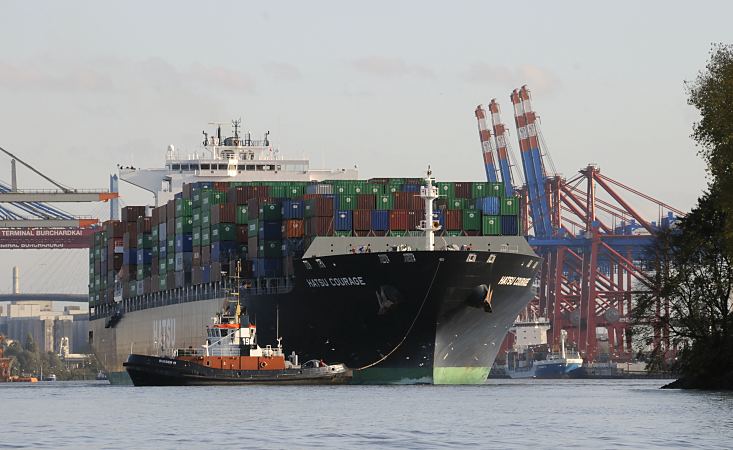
[158,223,166,242]
[136,249,152,265]
[476,197,501,216]
[175,234,193,253]
[258,221,282,240]
[123,248,137,265]
[211,241,238,262]
[432,210,445,228]
[501,215,518,235]
[253,257,282,278]
[159,244,167,259]
[202,266,211,283]
[401,184,420,193]
[334,210,353,231]
[282,238,305,257]
[371,210,389,231]
[282,200,304,219]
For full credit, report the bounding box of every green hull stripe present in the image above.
[433,366,490,385]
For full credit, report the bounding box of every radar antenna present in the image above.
[232,118,242,139]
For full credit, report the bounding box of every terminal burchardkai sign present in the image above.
[0,228,94,249]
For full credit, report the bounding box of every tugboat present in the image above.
[123,262,352,386]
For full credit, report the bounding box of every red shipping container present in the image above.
[183,183,194,199]
[192,246,202,266]
[307,197,334,217]
[356,194,375,210]
[454,182,473,198]
[247,236,258,260]
[407,210,423,229]
[408,194,424,210]
[104,220,125,238]
[211,204,236,224]
[393,192,410,210]
[121,206,146,223]
[201,246,211,264]
[236,225,248,243]
[166,199,176,220]
[213,181,230,192]
[136,216,152,234]
[445,210,462,231]
[156,205,167,224]
[306,217,334,236]
[284,219,304,238]
[247,197,274,220]
[353,210,372,231]
[242,185,270,201]
[389,210,408,230]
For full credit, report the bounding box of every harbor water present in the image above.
[1,379,732,449]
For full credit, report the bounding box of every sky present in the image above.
[0,0,730,293]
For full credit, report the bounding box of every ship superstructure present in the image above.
[119,120,358,207]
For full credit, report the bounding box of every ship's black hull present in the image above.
[123,354,352,386]
[244,250,541,384]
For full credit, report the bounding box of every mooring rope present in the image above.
[355,258,443,371]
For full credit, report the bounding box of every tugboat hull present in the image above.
[124,354,352,386]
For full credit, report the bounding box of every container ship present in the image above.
[89,120,541,384]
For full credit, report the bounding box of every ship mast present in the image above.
[418,166,441,251]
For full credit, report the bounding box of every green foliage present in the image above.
[687,43,733,252]
[3,338,102,380]
[633,189,733,383]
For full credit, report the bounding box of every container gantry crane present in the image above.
[476,86,682,363]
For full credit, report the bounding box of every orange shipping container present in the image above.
[284,219,304,238]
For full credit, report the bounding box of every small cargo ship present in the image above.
[124,264,352,386]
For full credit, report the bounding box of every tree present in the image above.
[632,43,733,388]
[633,189,733,387]
[687,43,733,253]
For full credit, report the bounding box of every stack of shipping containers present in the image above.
[89,179,522,315]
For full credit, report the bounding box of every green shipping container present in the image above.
[365,183,383,195]
[137,265,152,279]
[192,227,201,247]
[462,209,481,231]
[167,238,175,255]
[151,227,159,241]
[377,195,394,210]
[211,224,236,242]
[472,182,490,198]
[202,209,211,228]
[436,182,455,198]
[501,197,520,215]
[269,185,287,198]
[159,276,167,291]
[248,222,258,237]
[192,208,202,227]
[285,184,304,198]
[259,202,282,220]
[159,259,167,274]
[236,205,248,225]
[334,230,352,237]
[137,234,153,249]
[489,182,504,196]
[201,191,227,207]
[202,228,211,246]
[482,215,501,236]
[176,217,194,234]
[447,198,471,210]
[175,198,193,217]
[258,241,282,258]
[339,195,356,211]
[167,254,175,273]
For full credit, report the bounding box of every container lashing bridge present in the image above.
[474,87,681,363]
